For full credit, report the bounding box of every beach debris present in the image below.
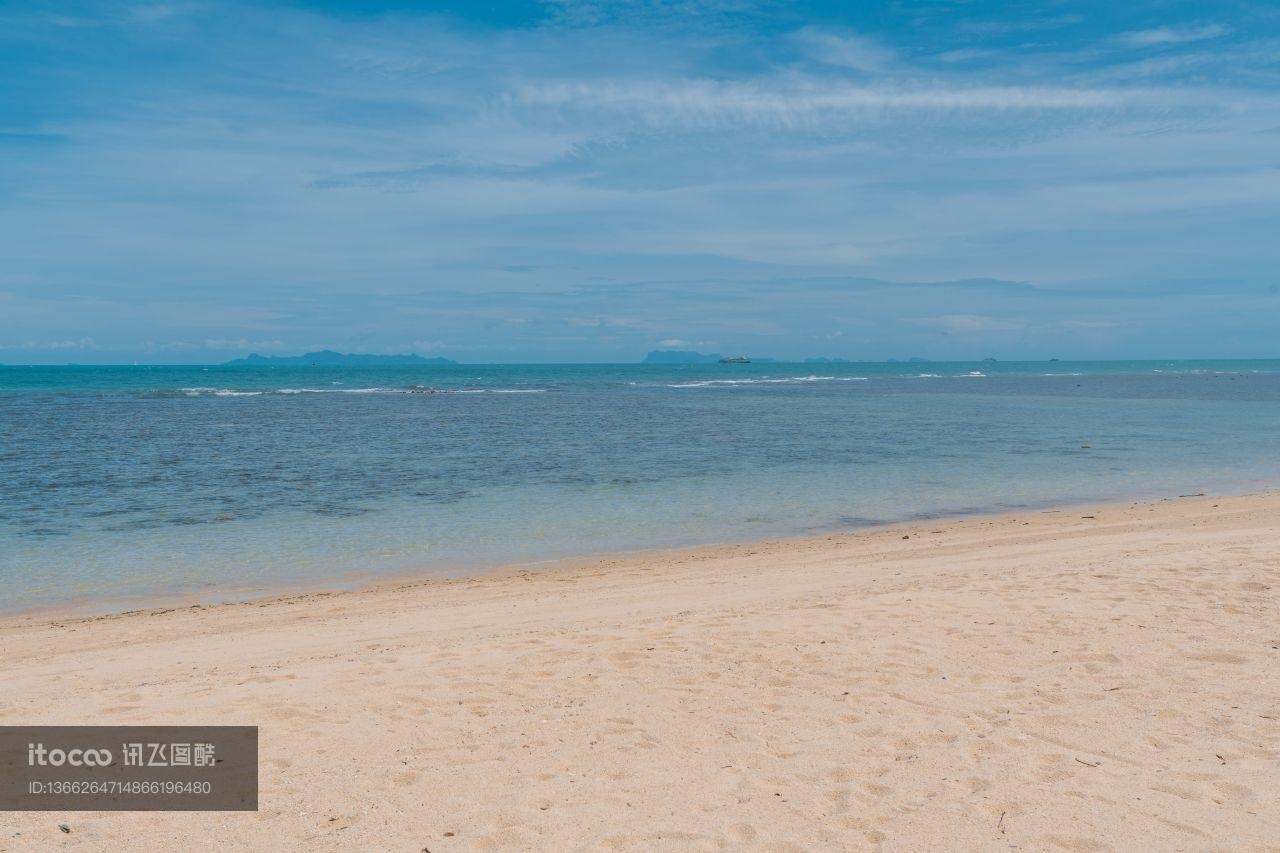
[1074,758,1100,767]
[1216,754,1226,764]
[58,824,71,834]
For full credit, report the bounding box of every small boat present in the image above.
[719,355,750,364]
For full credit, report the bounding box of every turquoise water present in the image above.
[3,360,1280,611]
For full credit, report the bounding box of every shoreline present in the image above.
[6,480,1278,625]
[2,490,1277,847]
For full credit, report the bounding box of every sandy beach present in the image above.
[2,491,1278,851]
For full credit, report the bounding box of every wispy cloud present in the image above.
[198,338,287,351]
[908,314,1026,334]
[1118,24,1232,48]
[0,1,1277,361]
[0,337,101,350]
[957,14,1084,36]
[792,28,895,72]
[511,79,1147,128]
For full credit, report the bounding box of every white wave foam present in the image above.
[179,386,548,397]
[667,375,864,388]
[180,387,263,396]
[446,388,548,393]
[277,387,394,394]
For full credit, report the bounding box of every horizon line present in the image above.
[4,356,1280,368]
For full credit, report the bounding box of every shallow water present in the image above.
[3,360,1280,610]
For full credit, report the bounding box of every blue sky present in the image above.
[2,0,1278,363]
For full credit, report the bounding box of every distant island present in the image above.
[642,350,723,364]
[223,350,457,366]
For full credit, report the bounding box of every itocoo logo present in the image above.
[27,743,113,767]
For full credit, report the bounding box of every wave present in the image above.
[176,386,549,397]
[181,387,264,397]
[277,387,395,394]
[667,375,868,388]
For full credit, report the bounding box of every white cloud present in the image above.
[932,49,999,64]
[958,14,1083,36]
[128,4,194,25]
[909,315,1026,334]
[514,79,1140,129]
[0,337,101,350]
[200,338,287,351]
[3,4,1277,360]
[1118,25,1231,48]
[793,28,895,72]
[1058,319,1125,330]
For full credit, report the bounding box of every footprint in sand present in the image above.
[1187,651,1248,664]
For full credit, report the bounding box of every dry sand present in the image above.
[2,492,1278,851]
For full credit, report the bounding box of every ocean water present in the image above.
[3,360,1280,612]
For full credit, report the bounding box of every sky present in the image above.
[2,0,1279,363]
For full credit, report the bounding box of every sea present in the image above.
[3,360,1280,613]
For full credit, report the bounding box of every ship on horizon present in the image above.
[719,355,751,364]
